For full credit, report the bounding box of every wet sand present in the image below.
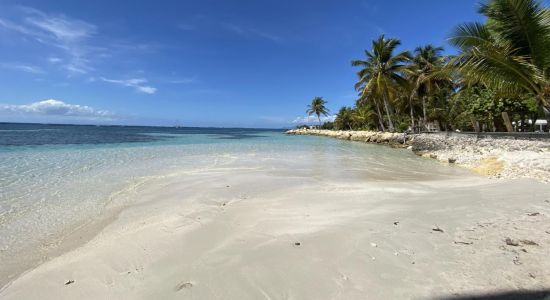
[1,158,549,299]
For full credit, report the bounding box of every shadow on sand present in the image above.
[437,290,550,300]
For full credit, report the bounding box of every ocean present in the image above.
[0,122,465,284]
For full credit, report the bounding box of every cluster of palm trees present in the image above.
[322,0,550,133]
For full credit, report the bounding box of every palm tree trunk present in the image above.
[470,116,480,133]
[409,95,415,131]
[382,92,395,131]
[501,112,514,132]
[374,99,385,131]
[543,105,550,132]
[422,96,427,129]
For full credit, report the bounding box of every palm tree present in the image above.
[335,106,354,130]
[352,106,377,130]
[449,0,550,116]
[352,35,412,131]
[306,96,330,127]
[356,86,387,131]
[407,45,449,129]
[355,93,384,130]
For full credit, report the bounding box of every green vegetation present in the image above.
[306,96,330,127]
[310,0,550,132]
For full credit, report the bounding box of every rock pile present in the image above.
[286,128,410,147]
[286,129,550,182]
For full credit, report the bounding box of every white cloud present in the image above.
[2,63,45,74]
[1,99,114,119]
[170,77,197,84]
[292,115,336,124]
[101,77,157,94]
[25,13,96,42]
[48,57,62,63]
[137,86,157,94]
[222,23,281,42]
[248,29,281,42]
[0,7,97,75]
[0,17,33,35]
[64,63,88,74]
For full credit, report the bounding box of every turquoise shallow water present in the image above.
[0,123,468,284]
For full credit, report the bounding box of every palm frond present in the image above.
[448,22,493,50]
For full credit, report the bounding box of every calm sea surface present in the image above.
[0,122,466,284]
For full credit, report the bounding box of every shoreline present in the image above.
[0,170,183,290]
[2,157,549,299]
[1,134,550,299]
[286,129,550,183]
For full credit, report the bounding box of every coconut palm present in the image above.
[407,45,450,129]
[306,96,330,126]
[352,35,412,131]
[335,106,354,130]
[355,91,385,130]
[449,0,550,115]
[352,106,378,130]
[356,87,386,131]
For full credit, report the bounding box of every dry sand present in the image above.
[1,162,550,299]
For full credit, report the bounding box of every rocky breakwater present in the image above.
[412,133,550,181]
[286,128,411,147]
[286,129,550,182]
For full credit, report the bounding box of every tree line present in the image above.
[306,0,550,133]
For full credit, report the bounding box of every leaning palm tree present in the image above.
[352,35,412,131]
[306,96,330,127]
[449,0,550,115]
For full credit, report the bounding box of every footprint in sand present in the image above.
[175,281,194,291]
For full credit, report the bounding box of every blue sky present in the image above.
[0,0,484,128]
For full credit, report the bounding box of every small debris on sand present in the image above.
[370,243,378,248]
[294,242,301,246]
[175,282,193,291]
[393,221,399,226]
[65,280,74,285]
[454,241,473,245]
[520,239,539,246]
[527,212,540,216]
[432,226,444,233]
[225,185,230,188]
[505,238,520,246]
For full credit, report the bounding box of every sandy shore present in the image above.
[1,157,549,299]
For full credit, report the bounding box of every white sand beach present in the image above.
[1,154,549,299]
[3,0,550,298]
